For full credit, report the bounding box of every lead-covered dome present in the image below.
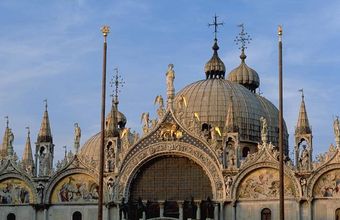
[174,79,287,147]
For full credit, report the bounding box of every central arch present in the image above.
[117,142,225,201]
[130,155,213,201]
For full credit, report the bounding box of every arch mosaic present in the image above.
[232,162,300,200]
[311,166,340,198]
[45,168,98,204]
[117,141,224,201]
[0,177,34,204]
[0,172,37,204]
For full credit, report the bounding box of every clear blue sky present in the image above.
[0,0,339,163]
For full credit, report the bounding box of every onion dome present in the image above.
[204,39,226,79]
[227,49,260,92]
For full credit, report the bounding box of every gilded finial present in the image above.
[101,25,110,37]
[278,25,283,42]
[278,25,283,36]
[43,99,48,111]
[5,116,9,128]
[110,68,125,105]
[208,14,223,41]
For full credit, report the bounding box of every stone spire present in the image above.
[1,117,10,158]
[295,90,312,135]
[37,100,53,143]
[224,96,238,133]
[22,127,34,173]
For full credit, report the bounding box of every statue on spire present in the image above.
[166,64,175,107]
[74,123,81,154]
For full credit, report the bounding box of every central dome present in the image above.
[174,78,288,149]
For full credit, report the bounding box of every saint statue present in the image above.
[260,116,268,143]
[166,64,175,102]
[74,123,81,153]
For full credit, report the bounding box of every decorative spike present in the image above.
[37,100,53,143]
[225,96,238,133]
[295,89,312,135]
[22,127,34,170]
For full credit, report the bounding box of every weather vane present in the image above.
[298,88,304,99]
[5,116,9,128]
[234,24,252,51]
[208,14,223,40]
[110,68,125,103]
[26,126,30,136]
[43,99,48,110]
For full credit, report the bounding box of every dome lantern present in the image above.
[204,15,226,79]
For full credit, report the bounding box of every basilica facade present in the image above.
[1,26,340,220]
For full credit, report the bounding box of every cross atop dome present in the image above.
[110,68,125,106]
[234,24,252,61]
[204,15,226,79]
[208,14,223,41]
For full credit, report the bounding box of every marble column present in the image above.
[219,202,224,220]
[160,201,165,217]
[214,203,219,220]
[178,201,184,220]
[196,202,201,220]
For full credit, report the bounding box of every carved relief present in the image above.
[237,168,295,199]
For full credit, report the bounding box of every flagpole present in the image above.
[98,25,110,220]
[278,25,284,220]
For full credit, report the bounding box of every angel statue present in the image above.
[154,95,165,120]
[141,112,150,135]
[260,116,268,144]
[74,123,81,153]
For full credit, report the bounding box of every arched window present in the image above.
[261,208,271,220]
[336,208,340,220]
[7,213,16,220]
[242,147,250,158]
[72,211,82,220]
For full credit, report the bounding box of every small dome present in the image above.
[204,40,226,79]
[106,110,127,129]
[228,52,260,92]
[79,132,101,161]
[79,110,127,161]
